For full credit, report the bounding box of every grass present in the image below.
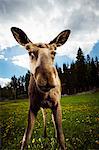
[0,92,99,150]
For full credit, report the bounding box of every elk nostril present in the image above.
[38,84,55,92]
[48,85,55,89]
[38,85,45,89]
[46,84,55,90]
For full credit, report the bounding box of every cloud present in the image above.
[0,54,5,59]
[0,0,99,87]
[11,54,30,70]
[0,77,11,87]
[0,0,99,59]
[0,54,8,61]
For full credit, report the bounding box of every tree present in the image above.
[86,54,90,64]
[86,55,92,90]
[10,75,18,99]
[70,62,77,94]
[25,71,30,97]
[62,64,71,94]
[0,85,1,100]
[90,58,99,88]
[95,57,99,86]
[75,48,86,92]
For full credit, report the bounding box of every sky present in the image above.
[0,0,99,87]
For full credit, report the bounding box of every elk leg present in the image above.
[52,103,66,150]
[21,107,39,150]
[52,113,57,138]
[41,108,47,137]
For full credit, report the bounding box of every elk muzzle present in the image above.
[35,66,56,92]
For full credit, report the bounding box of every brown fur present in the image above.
[11,27,71,150]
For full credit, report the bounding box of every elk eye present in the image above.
[38,44,44,48]
[53,52,56,56]
[28,52,35,59]
[51,51,56,56]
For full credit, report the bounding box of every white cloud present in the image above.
[0,77,11,87]
[0,55,4,59]
[11,54,30,70]
[0,54,8,60]
[0,0,99,59]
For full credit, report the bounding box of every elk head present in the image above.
[11,27,70,92]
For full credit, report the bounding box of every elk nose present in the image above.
[38,84,55,92]
[47,84,55,89]
[46,81,56,89]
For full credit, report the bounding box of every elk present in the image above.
[11,27,71,150]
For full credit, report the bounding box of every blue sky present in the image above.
[0,0,99,87]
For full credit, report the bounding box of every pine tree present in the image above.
[25,71,30,97]
[86,54,91,90]
[10,75,18,99]
[90,58,98,88]
[62,64,70,94]
[75,48,86,92]
[70,62,77,94]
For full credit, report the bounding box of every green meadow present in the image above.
[0,92,99,150]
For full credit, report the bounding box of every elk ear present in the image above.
[11,27,31,46]
[49,30,71,47]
